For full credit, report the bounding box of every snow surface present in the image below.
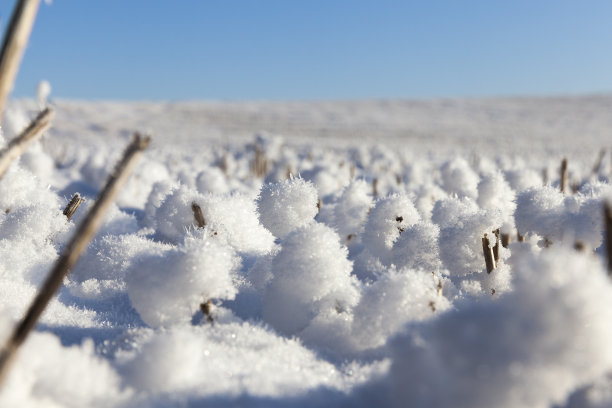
[1,95,612,407]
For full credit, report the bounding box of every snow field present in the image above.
[0,100,612,407]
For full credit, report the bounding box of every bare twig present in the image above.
[191,202,206,228]
[0,0,42,121]
[560,157,568,194]
[501,233,510,248]
[482,233,496,273]
[372,178,378,198]
[492,228,500,262]
[62,193,83,221]
[0,134,150,386]
[0,107,54,180]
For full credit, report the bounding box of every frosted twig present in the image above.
[482,233,496,273]
[62,193,83,221]
[0,107,54,180]
[492,228,500,262]
[0,134,150,387]
[0,0,42,122]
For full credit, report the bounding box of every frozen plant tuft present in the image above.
[126,235,240,328]
[257,177,319,239]
[262,222,359,335]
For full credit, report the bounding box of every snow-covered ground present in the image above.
[1,94,612,407]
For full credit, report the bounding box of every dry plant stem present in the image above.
[372,178,378,197]
[200,300,214,323]
[482,233,496,273]
[492,229,500,262]
[191,202,206,228]
[0,134,150,387]
[0,107,54,180]
[560,157,568,194]
[501,233,510,248]
[62,193,83,221]
[605,202,612,275]
[517,230,526,242]
[250,145,268,178]
[0,0,41,122]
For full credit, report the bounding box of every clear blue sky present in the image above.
[2,0,612,100]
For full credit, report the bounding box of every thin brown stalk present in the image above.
[0,107,54,180]
[0,134,150,387]
[501,233,510,248]
[191,202,206,228]
[492,228,500,262]
[560,157,568,194]
[482,233,496,273]
[0,0,42,121]
[62,193,83,221]
[250,144,268,178]
[200,299,214,324]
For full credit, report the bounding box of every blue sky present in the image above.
[2,0,612,100]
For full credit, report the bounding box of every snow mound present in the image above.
[391,246,612,408]
[262,222,359,335]
[257,177,319,239]
[126,235,240,328]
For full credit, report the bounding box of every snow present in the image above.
[257,177,319,239]
[1,95,612,407]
